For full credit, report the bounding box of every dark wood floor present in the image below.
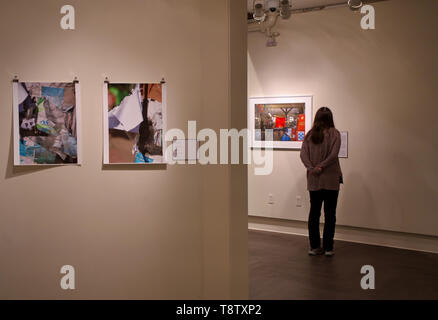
[249,230,438,300]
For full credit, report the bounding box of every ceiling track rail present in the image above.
[247,0,388,22]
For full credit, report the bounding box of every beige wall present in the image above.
[200,0,248,299]
[248,0,438,236]
[229,0,249,299]
[0,0,248,299]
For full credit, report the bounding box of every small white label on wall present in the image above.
[339,131,348,158]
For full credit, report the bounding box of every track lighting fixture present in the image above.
[348,0,363,11]
[280,0,291,19]
[249,0,292,47]
[253,1,266,21]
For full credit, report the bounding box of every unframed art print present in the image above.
[13,82,81,165]
[103,83,166,164]
[248,96,312,149]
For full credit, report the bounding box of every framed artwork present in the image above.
[248,96,313,149]
[12,82,82,165]
[103,82,167,164]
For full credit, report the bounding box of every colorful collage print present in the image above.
[16,82,78,165]
[254,103,306,142]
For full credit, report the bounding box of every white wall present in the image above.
[248,0,438,237]
[0,0,248,299]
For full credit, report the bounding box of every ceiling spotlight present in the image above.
[280,0,291,19]
[253,1,266,21]
[348,0,363,11]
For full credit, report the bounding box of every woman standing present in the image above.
[300,107,343,257]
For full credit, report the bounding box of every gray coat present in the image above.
[300,127,343,191]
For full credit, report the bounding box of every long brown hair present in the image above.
[308,107,335,144]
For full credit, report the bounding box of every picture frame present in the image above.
[248,96,313,149]
[13,81,82,166]
[103,82,167,165]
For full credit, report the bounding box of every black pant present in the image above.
[308,189,339,251]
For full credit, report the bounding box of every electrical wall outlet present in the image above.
[296,195,302,207]
[268,193,274,205]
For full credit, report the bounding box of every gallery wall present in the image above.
[0,0,248,299]
[248,0,438,236]
[200,0,248,299]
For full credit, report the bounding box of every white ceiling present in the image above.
[247,0,348,13]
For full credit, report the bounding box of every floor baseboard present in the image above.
[248,215,438,254]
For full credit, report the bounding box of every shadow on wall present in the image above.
[375,149,436,235]
[4,121,59,179]
[339,171,375,228]
[101,164,167,171]
[292,162,307,191]
[278,149,309,220]
[341,147,438,236]
[292,160,308,214]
